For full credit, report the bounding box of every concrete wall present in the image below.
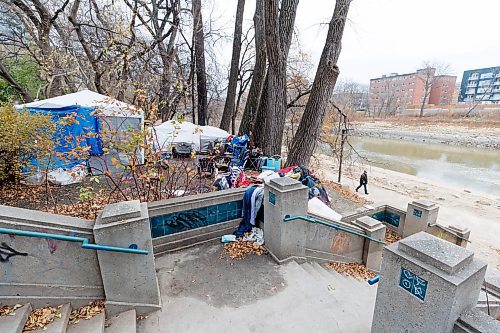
[342,203,406,235]
[305,214,365,263]
[148,188,247,254]
[0,205,104,307]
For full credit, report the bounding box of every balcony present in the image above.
[494,80,500,86]
[467,83,477,88]
[468,76,478,81]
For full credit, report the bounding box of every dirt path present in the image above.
[315,154,500,276]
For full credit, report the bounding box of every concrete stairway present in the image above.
[293,261,378,332]
[0,304,140,333]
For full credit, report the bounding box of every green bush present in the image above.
[0,106,55,182]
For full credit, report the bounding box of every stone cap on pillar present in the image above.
[411,200,437,209]
[100,200,142,224]
[354,216,384,232]
[268,177,306,192]
[398,232,473,274]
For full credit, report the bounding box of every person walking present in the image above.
[356,171,368,194]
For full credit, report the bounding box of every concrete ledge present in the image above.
[0,296,103,309]
[0,205,94,231]
[0,283,103,298]
[147,188,247,217]
[105,300,162,317]
[454,308,500,333]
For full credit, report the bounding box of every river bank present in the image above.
[353,120,500,149]
[314,154,500,276]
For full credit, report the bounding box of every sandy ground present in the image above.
[353,120,500,149]
[315,154,500,277]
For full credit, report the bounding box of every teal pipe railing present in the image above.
[283,215,386,245]
[0,227,148,255]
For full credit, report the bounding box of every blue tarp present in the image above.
[24,105,103,169]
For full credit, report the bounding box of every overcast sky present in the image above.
[213,0,500,85]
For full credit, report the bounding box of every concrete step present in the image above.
[302,262,375,332]
[44,303,72,333]
[105,309,136,333]
[136,310,160,333]
[0,303,31,333]
[67,312,105,333]
[282,261,343,332]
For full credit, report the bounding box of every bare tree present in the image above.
[417,61,450,118]
[192,0,208,125]
[238,0,266,136]
[286,0,352,166]
[253,0,298,155]
[219,0,245,131]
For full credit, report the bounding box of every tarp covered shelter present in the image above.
[16,90,144,172]
[151,120,230,153]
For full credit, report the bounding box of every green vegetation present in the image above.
[0,56,43,105]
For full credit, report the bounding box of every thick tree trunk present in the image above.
[220,0,245,132]
[252,0,298,153]
[192,0,207,125]
[238,1,266,136]
[286,0,351,166]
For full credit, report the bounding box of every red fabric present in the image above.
[277,165,298,174]
[238,179,253,187]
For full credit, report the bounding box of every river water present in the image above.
[348,137,500,196]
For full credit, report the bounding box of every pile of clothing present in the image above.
[259,165,331,205]
[213,166,253,190]
[234,185,264,237]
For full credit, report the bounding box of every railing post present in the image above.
[403,200,439,238]
[353,216,386,272]
[264,177,308,263]
[372,232,487,333]
[94,200,161,316]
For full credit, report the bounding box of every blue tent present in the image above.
[25,105,103,169]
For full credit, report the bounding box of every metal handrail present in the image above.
[0,227,148,255]
[283,215,386,245]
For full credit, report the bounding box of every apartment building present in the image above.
[459,66,500,104]
[369,68,457,112]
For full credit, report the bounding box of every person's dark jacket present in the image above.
[360,173,368,185]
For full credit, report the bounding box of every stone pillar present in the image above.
[94,200,161,316]
[404,200,439,238]
[353,216,386,272]
[264,177,308,263]
[372,232,487,333]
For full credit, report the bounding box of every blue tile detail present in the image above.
[399,268,428,302]
[371,210,400,228]
[150,200,243,238]
[269,191,276,205]
[413,209,422,218]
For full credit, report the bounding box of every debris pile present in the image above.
[0,304,23,317]
[326,262,376,280]
[69,301,105,324]
[385,229,401,244]
[223,239,267,259]
[23,305,62,332]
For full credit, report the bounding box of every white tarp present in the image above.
[151,120,229,153]
[308,197,342,222]
[15,89,143,119]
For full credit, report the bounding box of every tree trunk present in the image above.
[286,0,351,166]
[256,0,299,155]
[0,60,33,102]
[239,1,267,136]
[220,0,245,132]
[419,87,428,118]
[192,0,207,125]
